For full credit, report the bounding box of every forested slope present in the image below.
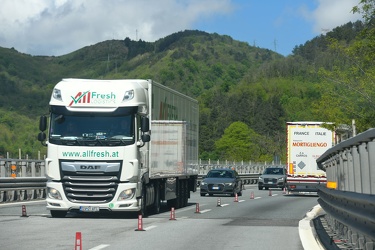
[1,18,374,162]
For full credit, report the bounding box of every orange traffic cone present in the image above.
[135,214,145,231]
[75,232,82,250]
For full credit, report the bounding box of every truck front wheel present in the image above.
[140,186,148,217]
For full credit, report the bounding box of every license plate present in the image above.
[212,186,219,190]
[80,206,100,212]
[268,181,274,184]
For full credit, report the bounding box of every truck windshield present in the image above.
[49,109,135,146]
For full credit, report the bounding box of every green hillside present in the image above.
[1,17,374,162]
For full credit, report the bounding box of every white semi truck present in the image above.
[286,121,334,193]
[38,79,199,217]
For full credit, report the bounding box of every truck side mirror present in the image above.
[141,134,150,142]
[141,116,149,132]
[38,132,46,142]
[39,115,47,131]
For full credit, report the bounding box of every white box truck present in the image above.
[286,121,334,193]
[38,79,199,217]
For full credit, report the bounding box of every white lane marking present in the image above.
[174,204,206,213]
[89,244,110,250]
[198,209,211,213]
[144,225,157,231]
[220,203,230,207]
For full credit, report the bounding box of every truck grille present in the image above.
[60,161,121,204]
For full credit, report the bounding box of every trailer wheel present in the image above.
[167,180,182,209]
[182,180,188,207]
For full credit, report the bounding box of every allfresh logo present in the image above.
[69,90,116,106]
[69,91,91,106]
[61,150,119,158]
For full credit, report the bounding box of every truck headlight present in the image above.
[118,188,135,201]
[48,187,62,200]
[52,88,62,101]
[122,90,134,102]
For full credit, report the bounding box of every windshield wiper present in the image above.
[59,137,82,146]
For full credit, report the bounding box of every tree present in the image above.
[215,122,273,162]
[310,1,375,132]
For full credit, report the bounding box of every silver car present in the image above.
[258,167,286,190]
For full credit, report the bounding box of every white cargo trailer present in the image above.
[38,79,199,217]
[286,121,334,193]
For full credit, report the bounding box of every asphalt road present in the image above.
[0,185,321,250]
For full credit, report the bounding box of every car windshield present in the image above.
[264,168,284,175]
[207,170,233,178]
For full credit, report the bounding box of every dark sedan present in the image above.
[200,169,243,197]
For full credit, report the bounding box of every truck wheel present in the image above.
[258,185,263,190]
[152,183,161,214]
[50,210,67,218]
[182,180,189,207]
[167,198,180,209]
[140,186,148,217]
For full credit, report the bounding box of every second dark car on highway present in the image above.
[200,169,243,197]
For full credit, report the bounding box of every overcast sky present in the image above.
[0,0,362,57]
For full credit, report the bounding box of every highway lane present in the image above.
[0,185,319,250]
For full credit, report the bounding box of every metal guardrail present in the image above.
[0,159,45,178]
[317,128,375,250]
[0,158,283,203]
[0,159,47,203]
[0,177,47,202]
